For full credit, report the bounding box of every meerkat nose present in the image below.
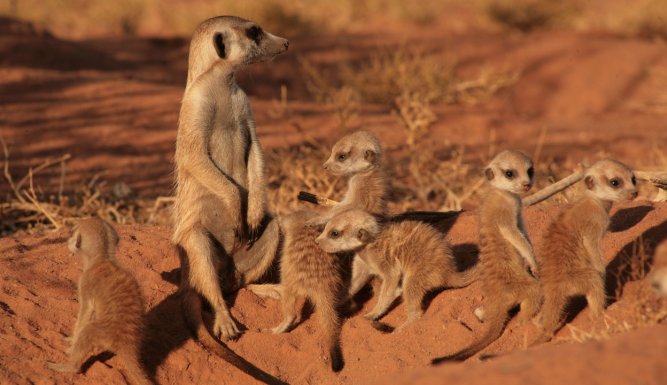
[631,190,638,199]
[284,41,290,50]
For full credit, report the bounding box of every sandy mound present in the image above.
[1,201,665,384]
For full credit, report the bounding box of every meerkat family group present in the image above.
[47,14,660,385]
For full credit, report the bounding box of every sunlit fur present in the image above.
[317,209,477,331]
[49,218,152,385]
[533,159,638,344]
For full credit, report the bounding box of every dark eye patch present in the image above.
[631,175,636,186]
[527,167,534,179]
[246,25,263,43]
[504,169,516,179]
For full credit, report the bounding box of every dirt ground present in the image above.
[1,10,667,385]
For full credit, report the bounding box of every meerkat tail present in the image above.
[431,312,508,364]
[117,349,155,385]
[447,267,478,288]
[297,191,338,206]
[181,290,288,385]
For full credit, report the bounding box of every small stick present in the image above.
[297,191,337,207]
[523,165,586,206]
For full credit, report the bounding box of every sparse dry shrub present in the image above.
[485,0,578,32]
[339,49,454,104]
[265,140,345,215]
[393,91,437,149]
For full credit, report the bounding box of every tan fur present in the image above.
[651,241,667,296]
[47,218,153,385]
[173,15,288,344]
[265,210,352,372]
[324,130,389,217]
[433,150,541,363]
[316,209,475,331]
[533,159,638,344]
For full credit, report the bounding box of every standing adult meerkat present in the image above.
[47,218,153,385]
[432,150,541,363]
[267,210,354,372]
[173,16,289,385]
[316,208,476,331]
[532,160,638,344]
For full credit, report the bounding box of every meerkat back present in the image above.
[49,218,152,385]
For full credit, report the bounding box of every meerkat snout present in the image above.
[484,150,534,195]
[583,159,637,202]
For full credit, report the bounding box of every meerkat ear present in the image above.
[357,228,372,243]
[364,149,376,164]
[485,168,494,180]
[75,233,82,250]
[585,175,595,190]
[213,32,226,59]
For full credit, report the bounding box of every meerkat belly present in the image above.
[209,121,250,189]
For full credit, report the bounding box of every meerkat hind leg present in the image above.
[271,289,298,334]
[364,272,402,321]
[183,229,239,340]
[233,218,281,284]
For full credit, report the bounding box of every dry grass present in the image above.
[0,137,171,235]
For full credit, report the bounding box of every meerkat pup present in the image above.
[249,130,388,300]
[651,241,667,296]
[532,160,638,344]
[323,130,389,217]
[173,16,288,341]
[266,210,353,372]
[316,208,476,331]
[47,218,153,385]
[432,150,541,363]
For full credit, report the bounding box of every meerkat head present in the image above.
[186,16,289,85]
[315,209,381,253]
[583,159,637,202]
[484,150,534,195]
[323,131,382,176]
[68,217,119,266]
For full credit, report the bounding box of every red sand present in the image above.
[1,201,666,384]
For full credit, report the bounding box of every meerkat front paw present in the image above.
[213,314,241,340]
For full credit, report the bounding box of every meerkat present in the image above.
[432,150,541,363]
[250,130,389,300]
[651,241,667,296]
[323,130,389,217]
[262,210,354,372]
[172,16,289,385]
[47,218,153,385]
[315,208,476,331]
[532,160,638,344]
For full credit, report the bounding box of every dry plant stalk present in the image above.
[394,91,437,149]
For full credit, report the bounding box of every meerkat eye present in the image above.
[246,26,263,43]
[609,178,621,188]
[504,170,515,179]
[527,167,534,179]
[336,153,348,162]
[329,230,341,239]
